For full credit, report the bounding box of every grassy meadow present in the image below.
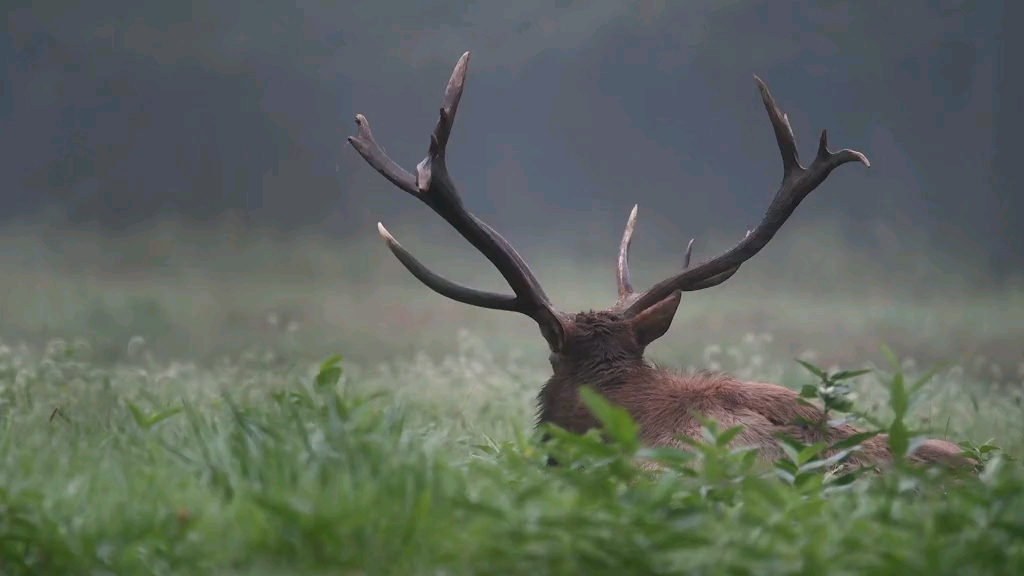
[1,217,1024,574]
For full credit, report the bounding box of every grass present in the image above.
[1,223,1024,574]
[1,327,1024,575]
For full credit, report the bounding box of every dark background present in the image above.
[1,0,1019,282]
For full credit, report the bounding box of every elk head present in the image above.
[348,52,868,385]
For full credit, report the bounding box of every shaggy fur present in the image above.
[537,306,968,469]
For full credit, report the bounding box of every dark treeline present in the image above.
[3,0,346,235]
[1,0,1021,280]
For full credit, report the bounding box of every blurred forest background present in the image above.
[0,0,1020,381]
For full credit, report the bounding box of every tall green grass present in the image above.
[1,330,1023,575]
[1,222,1023,573]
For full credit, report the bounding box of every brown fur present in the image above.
[347,52,971,474]
[537,304,969,470]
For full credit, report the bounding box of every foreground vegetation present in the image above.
[0,224,1021,573]
[1,330,1023,575]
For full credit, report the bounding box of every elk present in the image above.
[348,52,968,470]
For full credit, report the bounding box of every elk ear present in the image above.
[537,312,569,352]
[629,290,681,346]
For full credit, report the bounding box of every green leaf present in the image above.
[715,425,744,447]
[831,369,872,381]
[774,459,798,475]
[799,384,819,398]
[796,360,827,380]
[799,449,852,473]
[693,413,720,437]
[674,434,704,449]
[638,446,697,466]
[127,402,183,431]
[127,402,149,429]
[313,354,344,389]
[742,477,788,507]
[830,430,881,451]
[796,442,828,466]
[889,374,908,418]
[578,387,639,450]
[314,354,344,389]
[880,343,899,372]
[882,348,910,420]
[739,448,759,470]
[773,462,797,483]
[793,470,825,492]
[774,434,804,463]
[315,366,342,389]
[828,398,855,413]
[148,407,184,427]
[319,353,343,372]
[888,420,909,458]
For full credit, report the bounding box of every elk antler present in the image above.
[618,76,869,317]
[347,52,568,349]
[614,205,743,309]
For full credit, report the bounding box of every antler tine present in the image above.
[680,230,750,290]
[377,223,518,310]
[622,75,869,317]
[349,52,566,348]
[616,205,639,300]
[347,52,473,197]
[614,208,736,307]
[348,114,418,196]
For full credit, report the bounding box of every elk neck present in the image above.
[535,345,656,434]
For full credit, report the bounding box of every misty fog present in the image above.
[0,0,1020,373]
